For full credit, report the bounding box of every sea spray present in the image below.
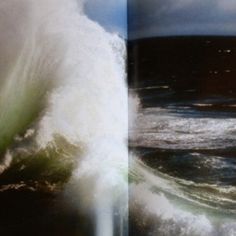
[0,0,128,235]
[35,1,128,235]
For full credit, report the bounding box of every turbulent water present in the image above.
[2,1,236,235]
[0,1,128,235]
[129,88,236,235]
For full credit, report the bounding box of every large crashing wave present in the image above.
[0,0,128,235]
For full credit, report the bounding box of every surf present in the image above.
[0,0,128,235]
[129,101,236,236]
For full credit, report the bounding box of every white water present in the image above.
[0,1,128,235]
[131,107,236,149]
[129,104,236,235]
[130,156,236,236]
[4,1,236,235]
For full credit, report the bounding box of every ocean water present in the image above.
[0,1,128,235]
[129,37,236,236]
[130,93,236,236]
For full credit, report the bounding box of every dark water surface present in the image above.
[0,189,93,236]
[129,36,236,235]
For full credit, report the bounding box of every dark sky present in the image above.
[129,0,236,39]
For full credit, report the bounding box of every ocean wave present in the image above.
[0,1,128,235]
[130,157,236,235]
[130,107,236,149]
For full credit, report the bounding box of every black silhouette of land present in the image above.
[129,36,236,106]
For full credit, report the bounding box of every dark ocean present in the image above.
[129,36,236,236]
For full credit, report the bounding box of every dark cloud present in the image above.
[128,0,236,38]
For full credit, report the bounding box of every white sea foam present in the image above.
[130,157,236,236]
[131,107,236,149]
[0,1,127,235]
[131,183,214,236]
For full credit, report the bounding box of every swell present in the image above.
[129,101,236,235]
[130,157,236,236]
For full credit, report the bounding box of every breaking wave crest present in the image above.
[0,1,127,235]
